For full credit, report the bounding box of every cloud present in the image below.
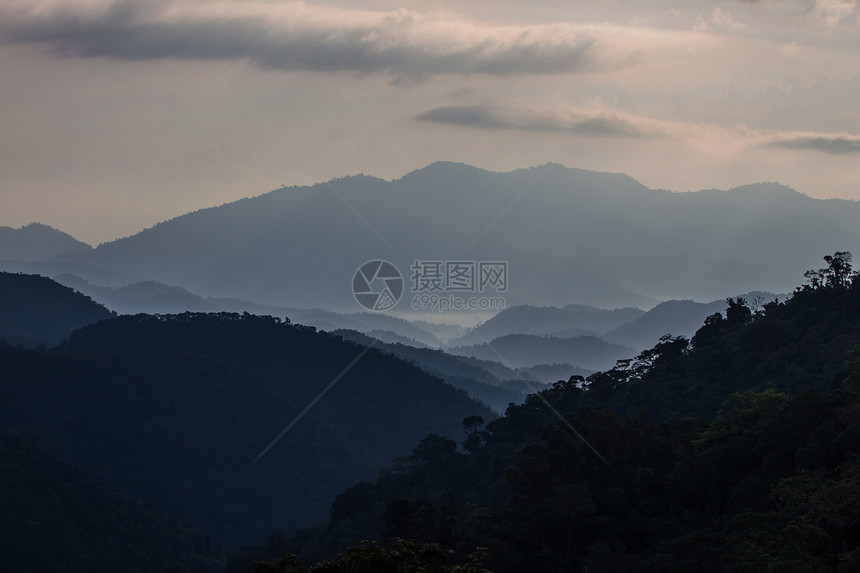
[694,7,747,33]
[415,104,669,138]
[765,133,860,154]
[0,0,648,77]
[712,8,747,30]
[415,105,860,158]
[811,0,858,26]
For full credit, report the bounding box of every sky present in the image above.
[1,0,859,245]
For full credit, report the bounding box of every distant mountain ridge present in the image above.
[461,293,785,354]
[0,222,92,261]
[603,291,785,350]
[449,333,635,371]
[15,162,854,311]
[51,273,445,346]
[447,304,646,346]
[331,328,584,412]
[603,299,729,349]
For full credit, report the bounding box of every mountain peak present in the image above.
[726,182,805,198]
[0,222,92,261]
[396,161,493,183]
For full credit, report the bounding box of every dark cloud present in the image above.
[768,134,860,154]
[416,104,658,137]
[417,105,503,127]
[0,1,601,76]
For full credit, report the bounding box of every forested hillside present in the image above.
[0,272,113,346]
[0,429,224,573]
[0,311,492,544]
[236,253,860,572]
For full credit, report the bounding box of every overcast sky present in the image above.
[1,0,859,245]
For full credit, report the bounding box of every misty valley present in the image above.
[2,162,860,572]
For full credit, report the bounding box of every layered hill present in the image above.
[332,329,573,412]
[52,274,443,346]
[449,333,635,371]
[602,299,729,350]
[43,162,860,310]
[447,304,646,347]
[0,222,92,260]
[236,254,860,573]
[0,311,493,543]
[0,272,114,346]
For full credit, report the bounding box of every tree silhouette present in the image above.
[802,251,856,290]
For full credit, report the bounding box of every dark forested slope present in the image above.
[65,313,494,458]
[0,312,492,544]
[0,271,113,346]
[238,253,860,573]
[0,429,224,573]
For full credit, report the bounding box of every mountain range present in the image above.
[445,304,646,346]
[49,274,446,346]
[448,333,635,371]
[4,162,857,311]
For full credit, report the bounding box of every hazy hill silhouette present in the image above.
[603,299,728,350]
[295,310,441,347]
[0,272,114,346]
[0,259,144,287]
[52,274,443,345]
[47,163,860,310]
[604,291,784,350]
[447,304,645,346]
[449,333,635,371]
[359,329,428,347]
[518,362,593,383]
[0,222,92,260]
[331,328,575,412]
[54,273,217,314]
